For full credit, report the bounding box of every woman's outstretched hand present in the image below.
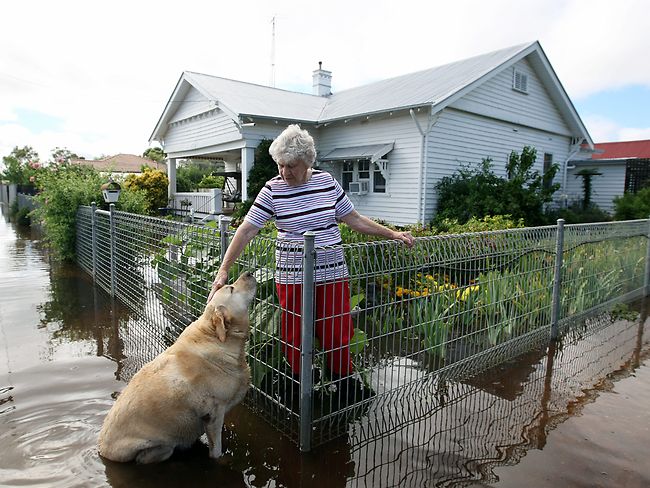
[394,231,415,248]
[207,269,228,302]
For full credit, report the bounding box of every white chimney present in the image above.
[312,61,332,96]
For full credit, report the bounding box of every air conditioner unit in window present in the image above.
[348,179,369,195]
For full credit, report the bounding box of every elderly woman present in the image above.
[209,124,414,402]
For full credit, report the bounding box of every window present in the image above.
[340,158,387,194]
[342,161,354,192]
[373,162,386,193]
[359,160,370,180]
[512,69,528,93]
[543,153,553,189]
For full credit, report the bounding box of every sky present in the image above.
[1,0,649,165]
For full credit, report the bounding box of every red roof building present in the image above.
[591,140,650,160]
[71,154,166,174]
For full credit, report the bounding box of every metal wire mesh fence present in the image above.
[75,205,649,451]
[346,308,645,487]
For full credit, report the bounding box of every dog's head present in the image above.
[205,271,257,342]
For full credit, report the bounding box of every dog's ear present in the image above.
[211,304,230,342]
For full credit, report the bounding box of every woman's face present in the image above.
[277,159,310,186]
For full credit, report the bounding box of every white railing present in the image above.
[171,189,222,215]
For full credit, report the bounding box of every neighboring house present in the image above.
[150,41,592,225]
[71,154,165,177]
[567,140,650,213]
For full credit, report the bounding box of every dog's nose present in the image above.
[240,271,256,282]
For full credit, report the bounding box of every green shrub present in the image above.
[123,168,169,213]
[33,164,103,260]
[176,161,216,192]
[15,207,31,226]
[434,215,525,234]
[434,158,503,224]
[197,174,225,189]
[434,146,559,227]
[613,188,650,220]
[546,202,612,224]
[117,188,151,215]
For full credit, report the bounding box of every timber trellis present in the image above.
[76,204,650,451]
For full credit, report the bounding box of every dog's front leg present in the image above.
[204,405,226,459]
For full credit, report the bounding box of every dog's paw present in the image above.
[208,448,223,460]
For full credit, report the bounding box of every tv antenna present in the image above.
[270,16,276,87]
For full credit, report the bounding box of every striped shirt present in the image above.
[245,170,354,284]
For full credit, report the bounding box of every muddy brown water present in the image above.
[1,211,649,488]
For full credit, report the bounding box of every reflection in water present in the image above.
[1,211,649,488]
[346,309,648,487]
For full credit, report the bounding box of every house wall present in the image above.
[451,58,572,137]
[419,56,577,223]
[565,164,625,213]
[424,108,572,222]
[316,113,422,226]
[163,88,242,155]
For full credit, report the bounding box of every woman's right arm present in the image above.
[207,220,260,301]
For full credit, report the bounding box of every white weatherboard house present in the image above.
[150,41,593,225]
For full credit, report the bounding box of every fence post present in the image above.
[299,232,316,452]
[109,203,116,297]
[91,202,97,281]
[645,217,650,296]
[551,219,565,340]
[210,188,222,215]
[219,216,231,262]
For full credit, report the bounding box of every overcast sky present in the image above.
[1,0,649,163]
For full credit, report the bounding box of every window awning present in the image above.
[321,142,394,163]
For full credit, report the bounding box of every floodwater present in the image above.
[1,209,649,488]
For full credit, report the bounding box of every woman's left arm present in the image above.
[339,210,415,247]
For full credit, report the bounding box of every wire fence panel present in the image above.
[75,207,650,449]
[560,220,647,319]
[346,309,644,487]
[76,206,94,275]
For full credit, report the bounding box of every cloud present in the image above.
[582,114,650,143]
[618,127,650,142]
[1,0,649,160]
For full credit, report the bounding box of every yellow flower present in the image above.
[456,287,472,301]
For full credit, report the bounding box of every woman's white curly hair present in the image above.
[269,124,316,167]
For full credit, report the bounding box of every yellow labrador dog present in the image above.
[98,271,256,464]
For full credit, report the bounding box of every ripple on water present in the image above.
[0,356,120,488]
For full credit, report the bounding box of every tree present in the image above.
[1,146,40,184]
[247,139,277,197]
[232,139,278,223]
[502,146,559,225]
[143,146,166,163]
[50,147,78,164]
[575,168,602,210]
